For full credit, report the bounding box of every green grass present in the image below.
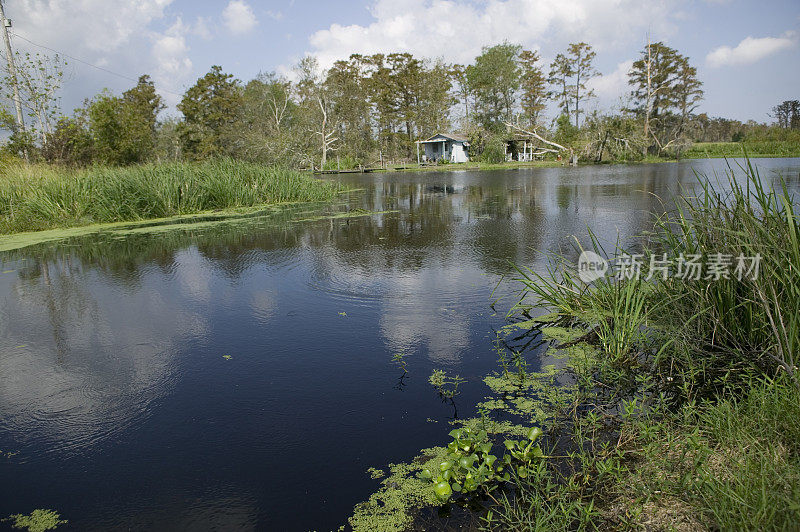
[490,159,800,530]
[684,141,800,159]
[0,158,342,234]
[651,159,800,393]
[624,375,800,530]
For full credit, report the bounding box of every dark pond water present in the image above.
[1,159,799,531]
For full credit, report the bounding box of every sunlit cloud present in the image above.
[706,32,797,67]
[222,0,259,35]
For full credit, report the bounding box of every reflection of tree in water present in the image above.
[16,256,99,364]
[0,247,204,451]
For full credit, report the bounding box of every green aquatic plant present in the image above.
[391,352,408,373]
[428,369,465,398]
[420,425,545,502]
[348,446,449,532]
[6,509,67,532]
[367,467,385,479]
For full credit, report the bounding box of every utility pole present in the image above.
[0,0,24,136]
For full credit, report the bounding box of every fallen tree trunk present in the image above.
[504,121,567,152]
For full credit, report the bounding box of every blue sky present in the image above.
[7,0,800,123]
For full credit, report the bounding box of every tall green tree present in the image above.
[628,41,680,140]
[387,53,423,141]
[519,50,547,128]
[566,42,598,128]
[325,55,373,161]
[88,75,164,165]
[628,41,703,153]
[548,53,573,119]
[674,55,704,135]
[178,65,242,159]
[772,100,800,129]
[416,58,454,138]
[467,43,522,130]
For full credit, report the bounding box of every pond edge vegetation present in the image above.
[0,158,344,236]
[347,159,800,531]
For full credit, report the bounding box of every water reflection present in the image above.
[0,158,798,530]
[0,252,209,456]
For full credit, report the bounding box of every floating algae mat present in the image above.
[0,202,374,253]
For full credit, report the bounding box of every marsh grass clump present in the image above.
[650,160,800,395]
[0,158,342,234]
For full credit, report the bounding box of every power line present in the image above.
[8,31,184,97]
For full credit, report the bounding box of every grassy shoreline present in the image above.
[0,158,343,235]
[326,142,800,175]
[349,160,800,531]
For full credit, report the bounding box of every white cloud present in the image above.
[588,59,633,109]
[16,0,174,53]
[306,0,679,70]
[706,32,796,67]
[10,0,192,109]
[192,16,214,40]
[151,18,193,105]
[222,0,258,35]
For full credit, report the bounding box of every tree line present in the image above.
[1,41,797,168]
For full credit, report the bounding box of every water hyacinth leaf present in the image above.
[527,426,543,441]
[451,482,462,492]
[434,481,452,501]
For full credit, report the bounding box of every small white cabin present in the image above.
[417,133,470,163]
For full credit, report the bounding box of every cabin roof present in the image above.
[418,132,469,144]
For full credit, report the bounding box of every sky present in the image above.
[5,0,800,123]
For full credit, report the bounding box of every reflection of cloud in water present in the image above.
[0,261,209,456]
[174,248,213,303]
[249,290,275,323]
[379,267,476,365]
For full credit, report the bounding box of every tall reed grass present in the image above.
[652,160,800,392]
[514,159,799,391]
[502,160,800,529]
[0,158,342,234]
